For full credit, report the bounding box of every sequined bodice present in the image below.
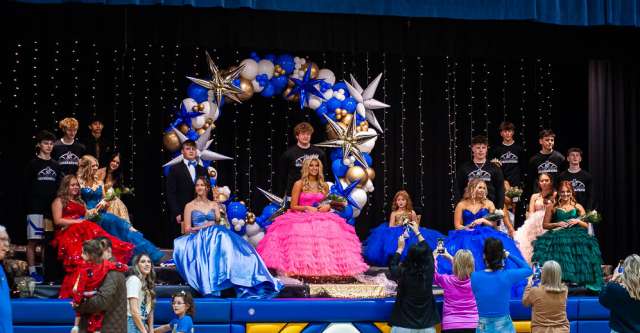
[191,209,216,227]
[462,208,489,226]
[298,192,325,206]
[554,208,578,222]
[394,212,411,223]
[80,185,103,209]
[62,200,87,219]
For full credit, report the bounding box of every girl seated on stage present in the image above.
[257,157,368,279]
[364,190,444,266]
[532,181,603,291]
[438,179,527,296]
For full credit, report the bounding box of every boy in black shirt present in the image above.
[85,118,113,168]
[25,130,61,283]
[528,129,565,189]
[277,122,326,195]
[455,135,505,208]
[52,117,86,176]
[490,121,524,187]
[558,147,593,209]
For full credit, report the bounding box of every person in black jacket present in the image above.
[165,140,207,242]
[455,135,505,208]
[389,220,440,333]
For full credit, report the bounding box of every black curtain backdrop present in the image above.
[2,3,638,261]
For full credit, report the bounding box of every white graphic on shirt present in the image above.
[500,152,518,164]
[537,161,558,174]
[58,151,79,166]
[467,169,492,182]
[294,154,320,168]
[37,166,57,182]
[571,179,586,192]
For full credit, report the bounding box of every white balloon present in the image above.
[308,95,323,110]
[356,102,366,117]
[317,69,336,85]
[248,233,265,247]
[322,89,334,100]
[365,180,375,192]
[240,59,259,80]
[251,79,264,93]
[234,224,242,232]
[257,60,275,79]
[356,128,377,153]
[182,98,197,114]
[191,115,206,129]
[350,188,368,209]
[352,207,362,218]
[245,223,262,237]
[206,102,220,122]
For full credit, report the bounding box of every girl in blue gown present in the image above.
[439,179,527,296]
[77,155,164,264]
[173,177,282,298]
[364,190,444,266]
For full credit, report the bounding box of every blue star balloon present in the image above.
[287,65,325,110]
[330,174,361,209]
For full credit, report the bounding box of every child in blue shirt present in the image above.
[154,291,195,333]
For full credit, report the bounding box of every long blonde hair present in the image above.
[300,157,328,193]
[622,254,640,300]
[462,178,487,202]
[541,260,568,293]
[453,250,475,280]
[77,155,98,186]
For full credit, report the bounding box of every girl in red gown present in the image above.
[51,175,133,298]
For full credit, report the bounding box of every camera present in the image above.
[436,238,445,254]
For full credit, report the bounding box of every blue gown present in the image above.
[81,185,164,264]
[364,214,445,267]
[173,209,282,298]
[439,208,527,297]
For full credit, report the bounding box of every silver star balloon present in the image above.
[314,114,378,168]
[256,187,290,222]
[345,73,390,133]
[186,51,245,106]
[162,126,232,167]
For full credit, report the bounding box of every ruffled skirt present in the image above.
[363,223,444,266]
[514,210,547,264]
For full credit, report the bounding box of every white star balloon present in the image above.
[162,126,232,167]
[344,73,390,133]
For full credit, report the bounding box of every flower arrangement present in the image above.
[505,187,523,202]
[484,209,505,222]
[579,210,602,224]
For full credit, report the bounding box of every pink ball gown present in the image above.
[256,192,368,277]
[513,194,547,264]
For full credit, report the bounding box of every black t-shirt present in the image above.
[528,150,565,189]
[455,160,505,208]
[25,157,61,215]
[277,145,326,195]
[558,169,593,209]
[52,139,86,176]
[84,135,113,168]
[490,142,524,187]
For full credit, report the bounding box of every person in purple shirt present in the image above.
[433,249,478,333]
[471,237,532,333]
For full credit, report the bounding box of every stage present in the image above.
[11,295,610,333]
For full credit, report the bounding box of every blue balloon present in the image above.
[209,176,216,188]
[326,97,341,112]
[250,52,261,62]
[227,201,248,221]
[332,82,349,96]
[329,148,343,161]
[345,217,356,226]
[332,159,348,177]
[276,54,295,74]
[319,81,332,93]
[187,83,209,103]
[315,104,329,123]
[257,203,279,229]
[356,112,366,123]
[355,152,373,168]
[271,75,288,90]
[255,74,269,86]
[163,165,172,177]
[264,54,277,63]
[342,97,358,113]
[260,82,275,97]
[337,205,353,220]
[186,129,199,141]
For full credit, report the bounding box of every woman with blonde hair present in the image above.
[433,249,478,332]
[599,254,640,333]
[257,157,368,278]
[522,260,569,332]
[52,117,86,176]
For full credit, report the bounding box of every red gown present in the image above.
[52,200,134,298]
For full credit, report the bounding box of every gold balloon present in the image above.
[340,109,348,116]
[326,123,347,140]
[178,123,190,134]
[341,113,353,126]
[365,167,376,181]
[205,117,214,125]
[283,86,299,102]
[202,123,210,130]
[302,62,319,78]
[163,131,181,152]
[208,168,218,179]
[345,166,368,187]
[196,128,206,135]
[235,78,254,102]
[246,212,256,224]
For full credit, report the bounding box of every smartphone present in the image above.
[437,238,445,254]
[532,262,541,286]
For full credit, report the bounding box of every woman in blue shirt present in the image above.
[471,237,532,333]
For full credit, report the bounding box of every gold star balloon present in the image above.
[186,51,245,106]
[315,114,378,168]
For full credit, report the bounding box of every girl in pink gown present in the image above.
[514,173,556,263]
[257,157,368,278]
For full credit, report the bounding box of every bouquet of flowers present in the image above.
[483,209,505,222]
[579,210,603,224]
[317,193,348,211]
[505,187,523,202]
[104,187,134,201]
[85,210,101,222]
